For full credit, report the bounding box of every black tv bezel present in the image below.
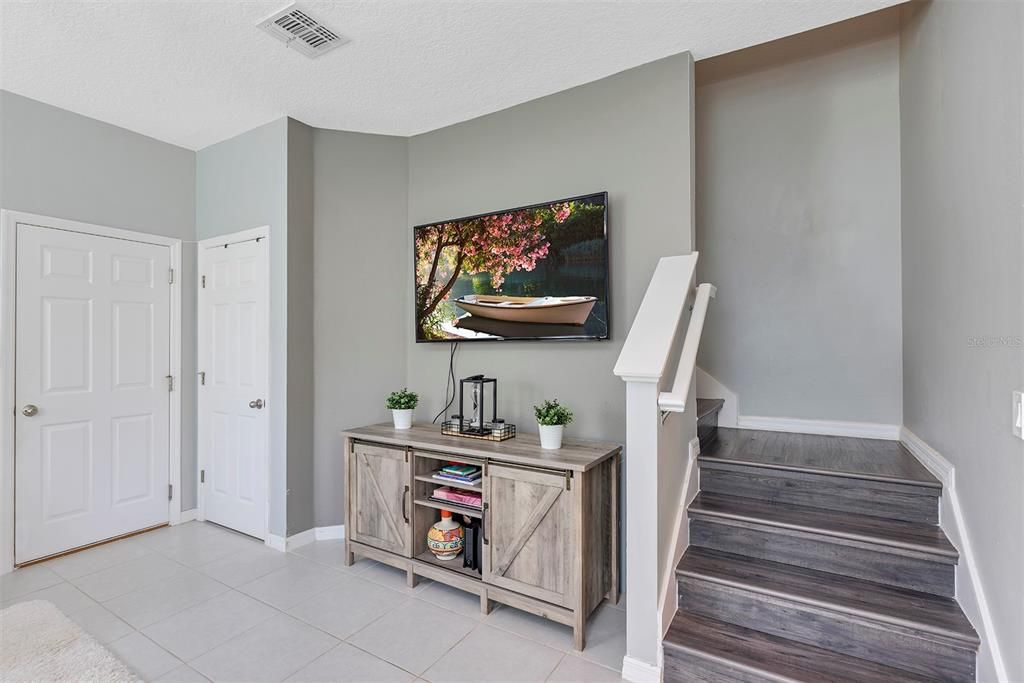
[413,191,610,344]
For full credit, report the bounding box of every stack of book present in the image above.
[431,463,482,486]
[430,486,482,509]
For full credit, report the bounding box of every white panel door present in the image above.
[198,235,268,539]
[15,223,171,563]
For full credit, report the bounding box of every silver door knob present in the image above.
[248,399,265,409]
[22,404,39,417]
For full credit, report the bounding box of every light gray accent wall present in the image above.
[0,91,195,241]
[312,129,408,527]
[899,3,1024,681]
[406,53,695,445]
[196,118,290,536]
[286,119,315,534]
[0,90,199,511]
[694,19,903,424]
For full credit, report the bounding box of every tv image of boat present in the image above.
[453,314,583,339]
[454,295,597,325]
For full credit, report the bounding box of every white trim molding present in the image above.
[175,509,199,525]
[900,428,1008,683]
[660,437,701,638]
[265,525,341,552]
[622,654,663,683]
[738,415,901,440]
[314,525,345,541]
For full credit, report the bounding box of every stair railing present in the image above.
[613,252,715,679]
[657,282,716,417]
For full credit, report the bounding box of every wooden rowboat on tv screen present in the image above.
[454,295,597,325]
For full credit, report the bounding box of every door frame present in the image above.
[0,210,183,574]
[195,226,271,542]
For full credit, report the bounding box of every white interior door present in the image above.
[198,233,269,539]
[15,223,171,564]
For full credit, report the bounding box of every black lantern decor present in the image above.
[441,374,516,442]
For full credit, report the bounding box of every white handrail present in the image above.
[657,282,716,413]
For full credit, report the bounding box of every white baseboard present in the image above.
[738,415,900,440]
[174,509,198,525]
[314,525,345,541]
[900,428,1008,683]
[266,525,343,552]
[621,654,662,683]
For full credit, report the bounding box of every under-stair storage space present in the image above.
[342,423,620,650]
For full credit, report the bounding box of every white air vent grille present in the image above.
[257,3,348,58]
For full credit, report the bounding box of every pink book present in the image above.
[431,486,482,509]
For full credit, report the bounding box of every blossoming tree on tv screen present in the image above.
[415,202,575,338]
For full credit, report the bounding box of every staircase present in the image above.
[664,427,980,682]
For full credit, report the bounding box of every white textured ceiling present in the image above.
[0,1,902,150]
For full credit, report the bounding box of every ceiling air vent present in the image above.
[257,3,349,59]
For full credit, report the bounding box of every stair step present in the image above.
[688,493,957,596]
[697,398,726,420]
[663,612,936,683]
[698,398,726,450]
[698,460,939,524]
[700,428,940,488]
[677,547,978,680]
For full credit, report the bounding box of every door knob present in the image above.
[22,404,39,417]
[248,399,265,409]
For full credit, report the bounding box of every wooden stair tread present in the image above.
[699,428,940,488]
[689,492,958,559]
[677,547,979,646]
[664,612,936,683]
[697,398,725,420]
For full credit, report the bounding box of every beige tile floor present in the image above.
[0,522,626,682]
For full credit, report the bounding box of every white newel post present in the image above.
[621,379,664,681]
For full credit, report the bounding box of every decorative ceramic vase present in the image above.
[392,409,413,429]
[427,510,464,560]
[538,424,564,450]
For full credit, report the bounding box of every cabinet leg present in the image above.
[406,566,419,588]
[480,591,493,616]
[343,541,354,567]
[573,619,586,651]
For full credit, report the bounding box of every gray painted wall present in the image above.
[312,129,409,527]
[196,118,291,536]
[406,53,695,446]
[694,16,904,424]
[899,3,1024,680]
[286,119,315,535]
[0,90,199,510]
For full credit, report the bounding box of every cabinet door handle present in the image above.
[482,502,489,545]
[402,485,410,524]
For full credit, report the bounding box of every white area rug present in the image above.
[1,600,139,682]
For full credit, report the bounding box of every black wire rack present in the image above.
[441,419,517,442]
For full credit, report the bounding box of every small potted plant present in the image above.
[534,399,574,450]
[386,388,419,429]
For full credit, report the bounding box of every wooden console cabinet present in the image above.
[342,423,621,650]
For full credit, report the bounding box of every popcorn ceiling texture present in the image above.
[0,0,900,150]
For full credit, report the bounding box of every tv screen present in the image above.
[414,192,609,342]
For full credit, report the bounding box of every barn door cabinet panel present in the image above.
[348,441,412,556]
[342,423,621,650]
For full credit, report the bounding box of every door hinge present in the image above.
[168,484,173,501]
[201,275,206,288]
[166,375,174,392]
[198,371,206,386]
[168,268,175,285]
[200,469,205,484]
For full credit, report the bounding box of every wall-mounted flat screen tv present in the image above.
[414,192,609,342]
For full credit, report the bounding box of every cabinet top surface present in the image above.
[343,423,621,472]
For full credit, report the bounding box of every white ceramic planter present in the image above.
[538,424,564,450]
[392,409,413,429]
